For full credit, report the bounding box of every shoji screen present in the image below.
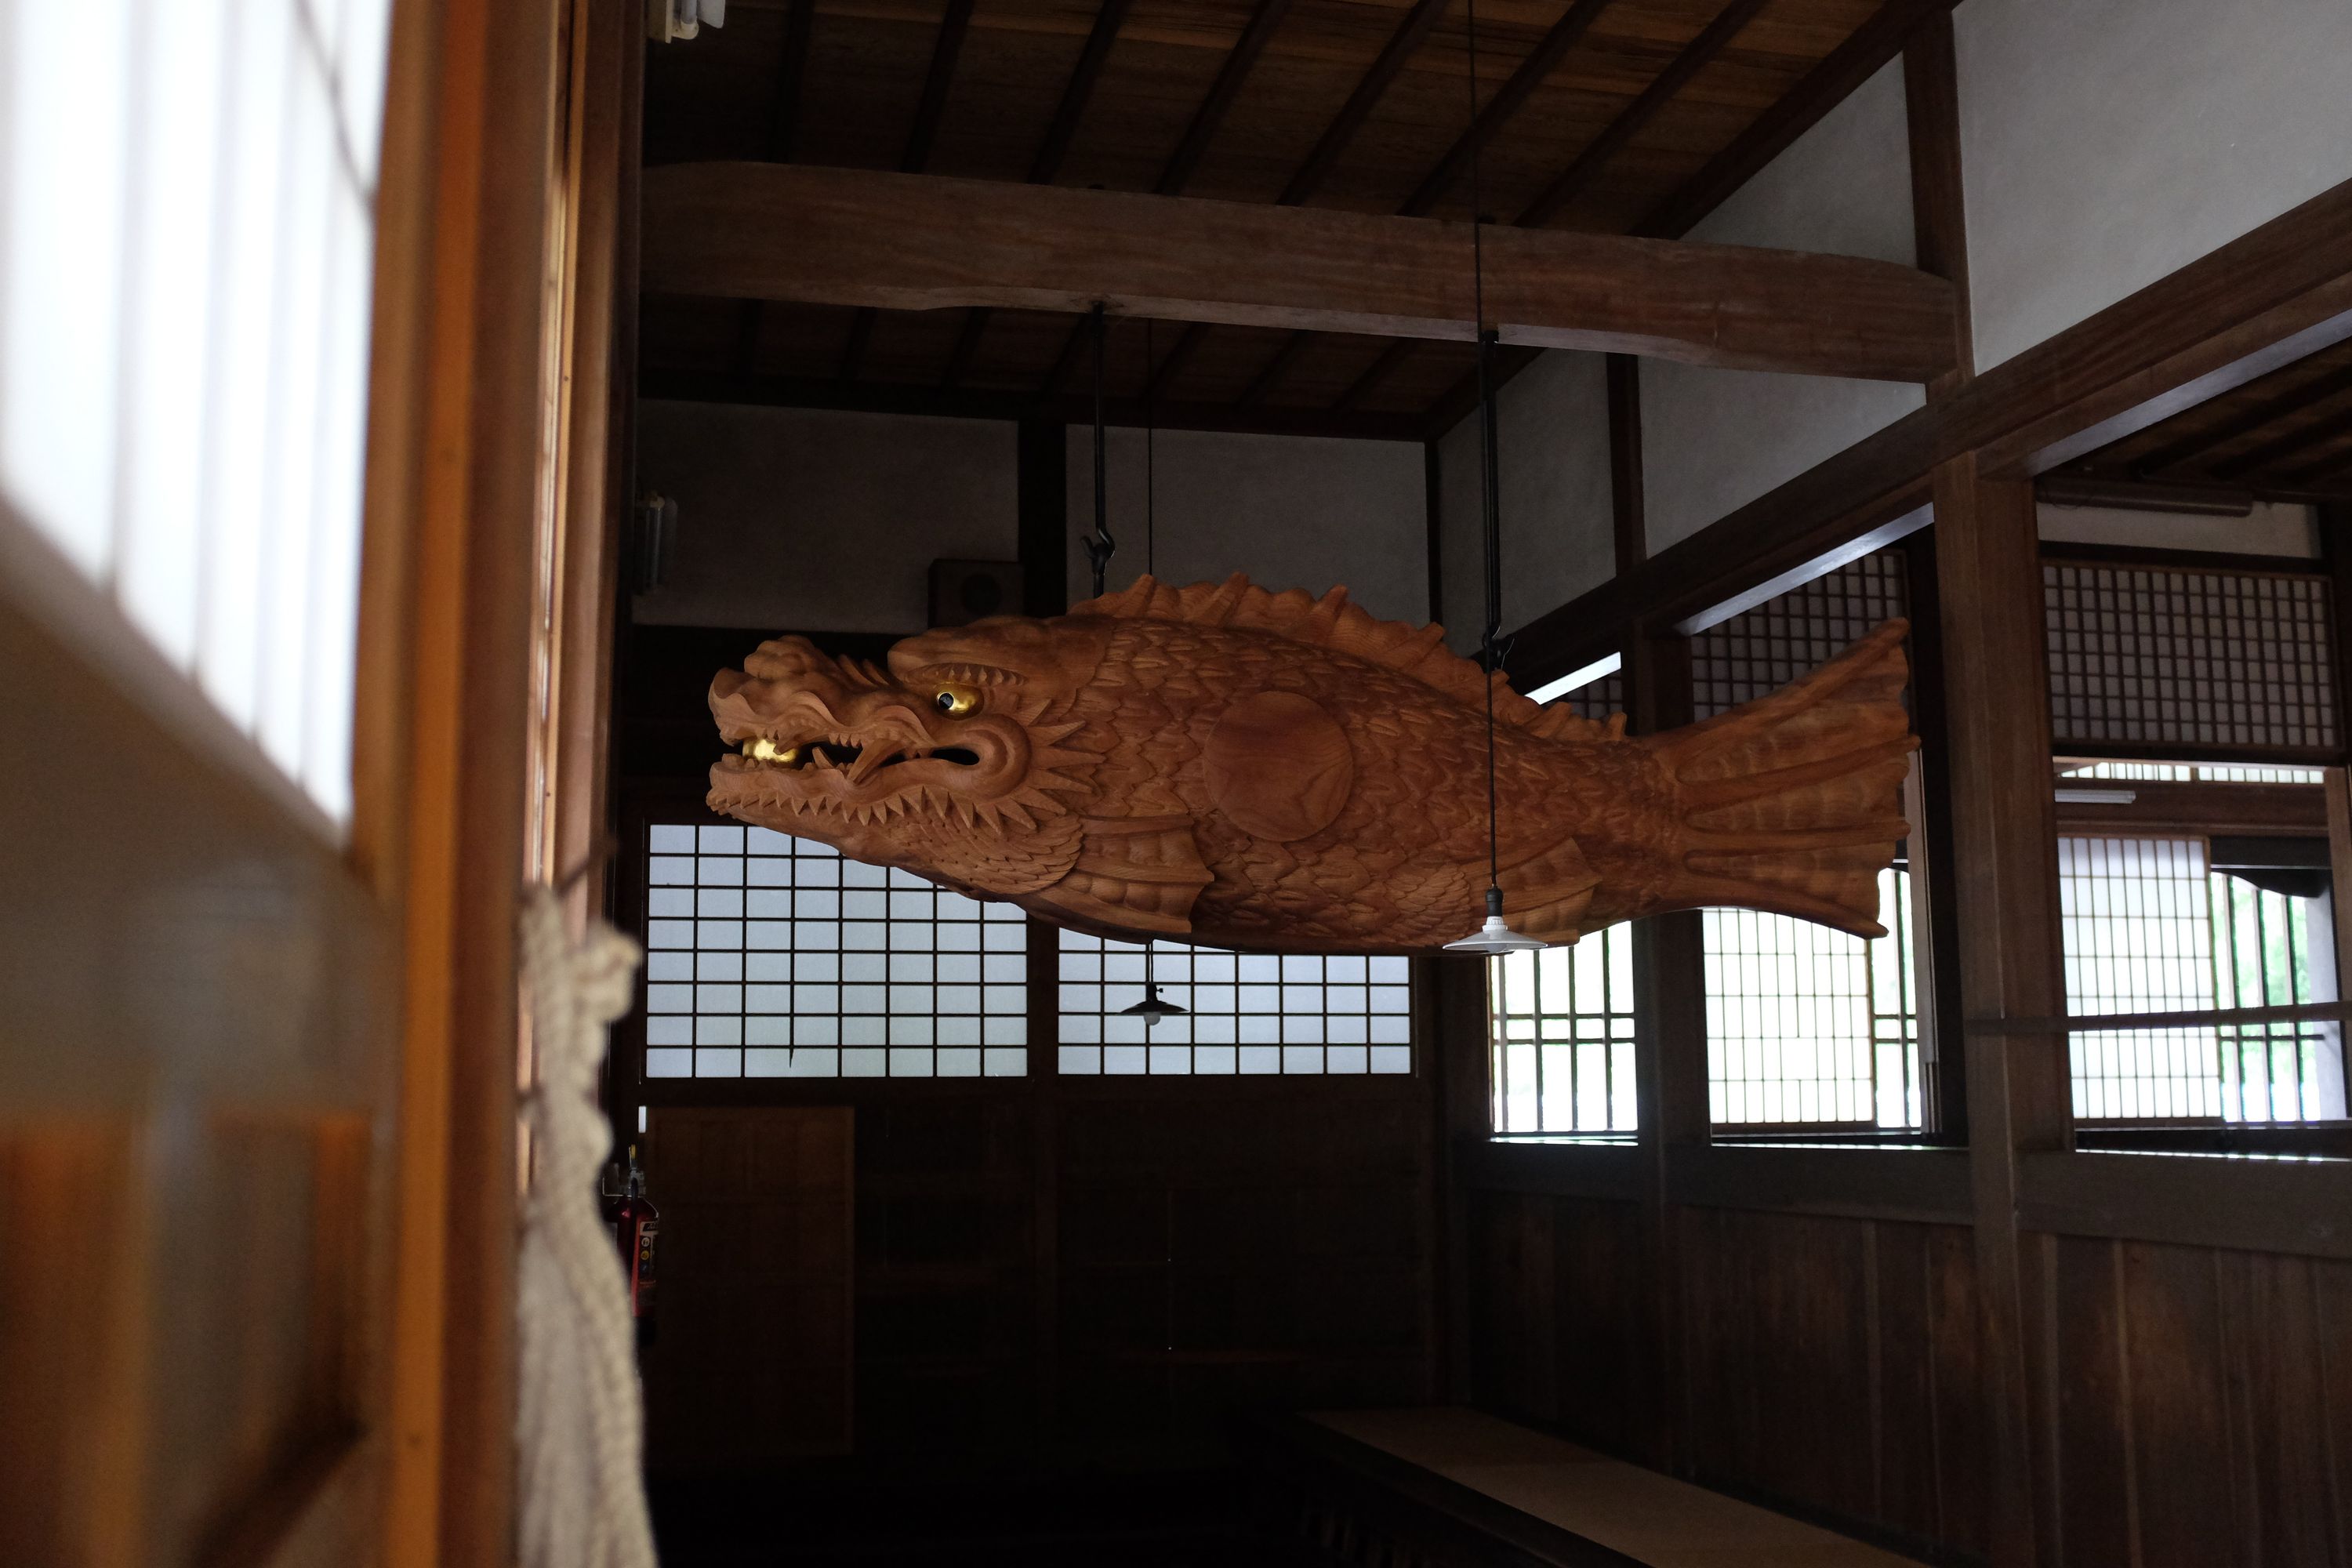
[0,0,394,822]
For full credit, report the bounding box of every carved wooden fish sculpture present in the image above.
[706,575,1916,953]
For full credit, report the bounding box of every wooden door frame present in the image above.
[363,1,634,1563]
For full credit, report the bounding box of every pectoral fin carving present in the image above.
[1029,815,1215,936]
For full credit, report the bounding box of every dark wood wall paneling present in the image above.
[1464,1185,2352,1568]
[632,1080,1437,1473]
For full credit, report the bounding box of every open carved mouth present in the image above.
[737,735,985,775]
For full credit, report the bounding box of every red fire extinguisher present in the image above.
[606,1143,659,1346]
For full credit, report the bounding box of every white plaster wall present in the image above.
[633,401,1018,632]
[1955,0,2352,371]
[1434,350,1614,650]
[1640,59,1926,553]
[1438,411,1483,652]
[1063,426,1427,625]
[2038,499,2319,558]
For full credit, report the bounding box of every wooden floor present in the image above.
[1308,1407,1927,1567]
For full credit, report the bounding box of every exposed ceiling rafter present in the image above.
[648,162,1961,381]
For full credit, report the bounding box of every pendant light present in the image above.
[1443,0,1545,958]
[1116,920,1189,1027]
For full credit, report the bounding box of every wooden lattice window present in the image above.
[1488,931,1639,1134]
[2043,562,2339,757]
[1056,932,1411,1075]
[641,822,1029,1079]
[2061,834,2347,1123]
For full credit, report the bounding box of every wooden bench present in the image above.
[1258,1406,1930,1567]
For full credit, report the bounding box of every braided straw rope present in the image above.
[517,887,659,1568]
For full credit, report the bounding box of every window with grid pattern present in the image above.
[1055,931,1411,1075]
[1690,554,1907,719]
[2,0,393,823]
[1489,928,1638,1133]
[641,823,1028,1079]
[1559,668,1625,724]
[1487,661,1640,1133]
[2061,835,2347,1123]
[2044,564,2337,753]
[1705,869,1923,1128]
[2061,760,2327,785]
[1690,553,1926,1130]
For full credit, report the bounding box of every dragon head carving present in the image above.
[706,622,1108,895]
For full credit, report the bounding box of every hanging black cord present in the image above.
[1085,302,1115,596]
[1142,317,1158,1004]
[1465,0,1506,916]
[1145,318,1156,578]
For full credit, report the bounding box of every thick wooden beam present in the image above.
[943,0,1132,390]
[646,162,1960,383]
[2017,1150,2352,1261]
[842,0,976,383]
[733,0,816,374]
[638,366,1428,443]
[1664,1145,1973,1225]
[1415,0,1958,428]
[1193,0,1454,415]
[1506,174,2352,687]
[1039,0,1290,397]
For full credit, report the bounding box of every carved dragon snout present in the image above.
[706,636,1098,834]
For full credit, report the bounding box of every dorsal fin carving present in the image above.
[1072,573,1623,741]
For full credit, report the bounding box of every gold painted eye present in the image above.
[934,686,978,717]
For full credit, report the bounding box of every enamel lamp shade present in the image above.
[1443,887,1548,955]
[1117,985,1189,1026]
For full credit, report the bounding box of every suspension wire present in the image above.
[1085,302,1115,597]
[1142,316,1157,1004]
[1466,0,1505,906]
[1145,318,1156,579]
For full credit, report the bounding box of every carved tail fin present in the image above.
[1641,620,1918,937]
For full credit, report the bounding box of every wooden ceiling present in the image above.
[639,0,1930,437]
[2043,338,2352,509]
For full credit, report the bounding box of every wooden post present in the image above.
[1627,623,1708,1472]
[1424,439,1446,625]
[1904,11,1973,394]
[1902,5,1976,1141]
[1930,456,2069,1566]
[1899,527,1971,1136]
[1606,355,1644,574]
[1612,355,1707,1472]
[1432,951,1492,1402]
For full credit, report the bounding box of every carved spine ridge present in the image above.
[1069,572,1614,735]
